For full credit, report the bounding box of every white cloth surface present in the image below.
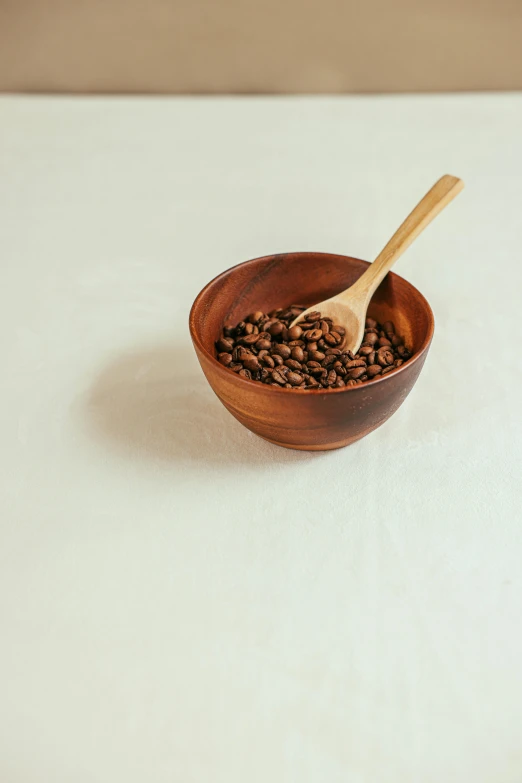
[0,94,521,783]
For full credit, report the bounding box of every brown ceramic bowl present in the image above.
[189,252,434,451]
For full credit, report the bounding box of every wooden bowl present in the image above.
[189,252,434,451]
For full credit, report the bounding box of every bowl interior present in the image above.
[191,252,433,360]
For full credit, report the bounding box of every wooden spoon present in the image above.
[291,174,464,353]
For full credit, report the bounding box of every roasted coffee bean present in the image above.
[306,311,322,321]
[233,345,251,361]
[305,329,323,342]
[217,308,412,389]
[268,321,284,337]
[347,366,367,380]
[322,354,338,367]
[261,355,275,368]
[377,348,395,367]
[240,333,259,346]
[346,359,366,369]
[287,371,304,386]
[217,337,234,352]
[287,325,303,340]
[248,311,264,324]
[243,356,261,372]
[272,368,288,385]
[327,369,337,386]
[272,344,291,359]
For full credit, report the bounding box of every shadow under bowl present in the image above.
[189,252,434,451]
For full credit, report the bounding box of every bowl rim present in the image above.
[189,251,435,395]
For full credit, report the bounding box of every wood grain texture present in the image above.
[189,252,434,451]
[1,0,522,93]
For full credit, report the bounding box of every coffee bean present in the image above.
[272,368,287,385]
[218,352,233,366]
[394,359,404,367]
[334,378,345,387]
[367,364,382,377]
[243,356,261,372]
[238,368,252,379]
[268,321,284,337]
[333,324,345,335]
[285,359,303,371]
[287,325,303,340]
[365,317,378,328]
[308,350,325,362]
[291,346,305,362]
[306,311,321,321]
[216,337,234,352]
[229,362,243,372]
[381,365,395,374]
[327,369,337,385]
[383,320,395,334]
[248,311,264,324]
[378,337,392,347]
[255,338,271,351]
[377,348,395,367]
[347,366,366,380]
[306,342,318,353]
[287,371,304,386]
[346,359,366,369]
[367,350,376,365]
[272,344,291,359]
[261,355,275,368]
[305,329,323,342]
[359,346,373,357]
[240,333,259,346]
[272,354,284,366]
[365,332,379,346]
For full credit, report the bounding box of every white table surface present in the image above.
[1,94,521,783]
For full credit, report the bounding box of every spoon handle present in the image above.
[346,174,464,300]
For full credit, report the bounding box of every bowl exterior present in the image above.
[189,252,434,451]
[193,341,430,450]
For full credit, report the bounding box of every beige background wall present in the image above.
[1,0,521,93]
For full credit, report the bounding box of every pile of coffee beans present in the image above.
[216,305,412,389]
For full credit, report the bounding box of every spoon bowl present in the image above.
[189,252,434,450]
